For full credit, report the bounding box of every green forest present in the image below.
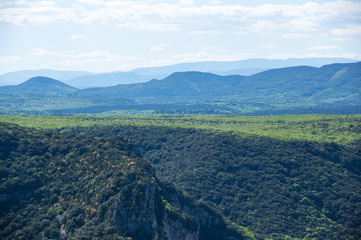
[0,114,360,239]
[0,121,249,240]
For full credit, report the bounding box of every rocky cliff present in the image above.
[0,122,247,240]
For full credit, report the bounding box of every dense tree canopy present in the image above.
[1,114,360,239]
[68,124,361,239]
[0,122,246,240]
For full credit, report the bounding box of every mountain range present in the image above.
[0,57,357,88]
[74,62,361,105]
[131,57,357,76]
[0,61,360,115]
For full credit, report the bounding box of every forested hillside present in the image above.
[0,122,249,240]
[1,114,359,239]
[0,77,78,95]
[78,62,361,106]
[1,114,359,144]
[67,124,361,239]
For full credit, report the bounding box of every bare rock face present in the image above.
[98,177,241,240]
[104,178,200,240]
[110,180,158,238]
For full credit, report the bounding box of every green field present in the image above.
[1,114,360,145]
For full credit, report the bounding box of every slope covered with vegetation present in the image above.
[0,122,248,240]
[68,125,361,239]
[1,114,360,239]
[0,62,360,115]
[1,114,360,145]
[0,94,135,115]
[78,62,361,105]
[0,77,78,95]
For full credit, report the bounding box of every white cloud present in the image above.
[26,48,147,71]
[268,52,361,60]
[150,46,164,51]
[0,56,22,64]
[210,1,222,5]
[69,34,84,40]
[2,0,361,73]
[307,45,340,51]
[192,30,222,34]
[179,0,194,6]
[1,0,360,35]
[331,37,352,41]
[76,0,104,5]
[330,25,361,37]
[282,33,312,38]
[30,48,123,62]
[261,44,277,49]
[0,1,79,25]
[13,0,57,7]
[149,44,169,52]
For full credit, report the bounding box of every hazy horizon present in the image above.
[1,0,361,74]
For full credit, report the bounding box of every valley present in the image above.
[1,114,360,239]
[1,62,360,115]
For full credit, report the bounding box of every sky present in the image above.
[1,0,361,74]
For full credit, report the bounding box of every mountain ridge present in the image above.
[1,57,357,88]
[132,57,357,76]
[0,69,92,86]
[0,76,78,95]
[64,72,151,89]
[77,62,361,104]
[0,62,360,115]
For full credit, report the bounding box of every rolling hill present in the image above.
[0,62,360,115]
[78,62,361,105]
[132,57,357,77]
[77,72,245,98]
[1,58,356,88]
[61,57,359,89]
[63,72,150,89]
[0,76,78,95]
[0,69,92,86]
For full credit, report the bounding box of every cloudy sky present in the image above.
[1,0,361,74]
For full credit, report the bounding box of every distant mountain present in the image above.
[78,72,245,98]
[1,58,357,88]
[0,76,78,95]
[64,57,360,89]
[0,69,92,86]
[64,72,150,89]
[133,57,357,77]
[78,62,361,105]
[1,61,360,114]
[241,62,361,103]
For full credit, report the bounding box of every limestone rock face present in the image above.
[100,178,240,240]
[105,179,200,240]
